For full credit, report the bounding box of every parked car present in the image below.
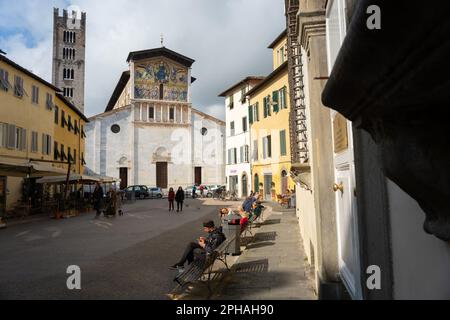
[147,187,164,199]
[124,185,150,199]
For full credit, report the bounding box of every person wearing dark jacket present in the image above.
[93,182,104,218]
[168,188,175,212]
[175,187,185,212]
[169,220,226,270]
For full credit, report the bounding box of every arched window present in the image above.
[159,84,164,100]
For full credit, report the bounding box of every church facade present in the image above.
[85,47,225,190]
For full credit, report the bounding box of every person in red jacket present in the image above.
[168,188,175,212]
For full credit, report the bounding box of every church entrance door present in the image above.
[119,168,128,190]
[195,167,202,186]
[156,162,168,189]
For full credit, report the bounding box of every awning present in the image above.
[36,174,117,184]
[36,174,100,185]
[0,159,67,177]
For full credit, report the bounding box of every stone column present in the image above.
[298,3,340,289]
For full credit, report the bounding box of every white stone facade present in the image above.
[85,48,225,190]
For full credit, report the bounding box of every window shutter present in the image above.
[268,135,272,158]
[240,147,244,164]
[267,96,272,116]
[263,98,268,118]
[21,128,26,151]
[280,130,287,156]
[48,136,52,155]
[255,102,260,122]
[7,124,16,149]
[272,91,279,113]
[249,105,253,125]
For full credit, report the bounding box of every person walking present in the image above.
[93,182,104,218]
[175,187,185,212]
[168,187,175,212]
[192,185,197,199]
[199,185,205,198]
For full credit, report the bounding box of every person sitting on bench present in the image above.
[169,220,226,270]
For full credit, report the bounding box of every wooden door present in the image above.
[195,167,202,186]
[120,168,128,190]
[156,162,168,189]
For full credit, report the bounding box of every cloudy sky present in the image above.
[0,0,286,119]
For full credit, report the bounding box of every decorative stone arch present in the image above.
[152,146,172,163]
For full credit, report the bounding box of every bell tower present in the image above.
[52,8,86,113]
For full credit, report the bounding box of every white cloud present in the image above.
[0,0,286,119]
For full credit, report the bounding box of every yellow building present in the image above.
[247,30,294,200]
[0,53,88,215]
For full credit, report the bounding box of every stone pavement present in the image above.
[174,203,317,300]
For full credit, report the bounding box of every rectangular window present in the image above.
[233,148,237,164]
[46,93,53,110]
[0,69,11,91]
[263,136,272,159]
[272,90,279,113]
[68,115,73,132]
[14,76,24,98]
[240,146,244,164]
[248,105,254,125]
[267,135,272,158]
[41,134,51,155]
[15,127,26,151]
[245,145,250,163]
[228,95,234,110]
[31,131,38,153]
[263,137,267,159]
[280,86,287,109]
[242,117,248,133]
[169,108,175,120]
[230,121,235,136]
[7,124,16,149]
[32,85,39,104]
[241,87,247,102]
[54,141,60,160]
[68,147,72,163]
[0,123,5,148]
[61,144,67,161]
[54,106,59,125]
[263,97,271,118]
[254,102,260,122]
[253,140,258,161]
[280,130,287,156]
[74,120,79,135]
[61,110,66,128]
[149,107,155,119]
